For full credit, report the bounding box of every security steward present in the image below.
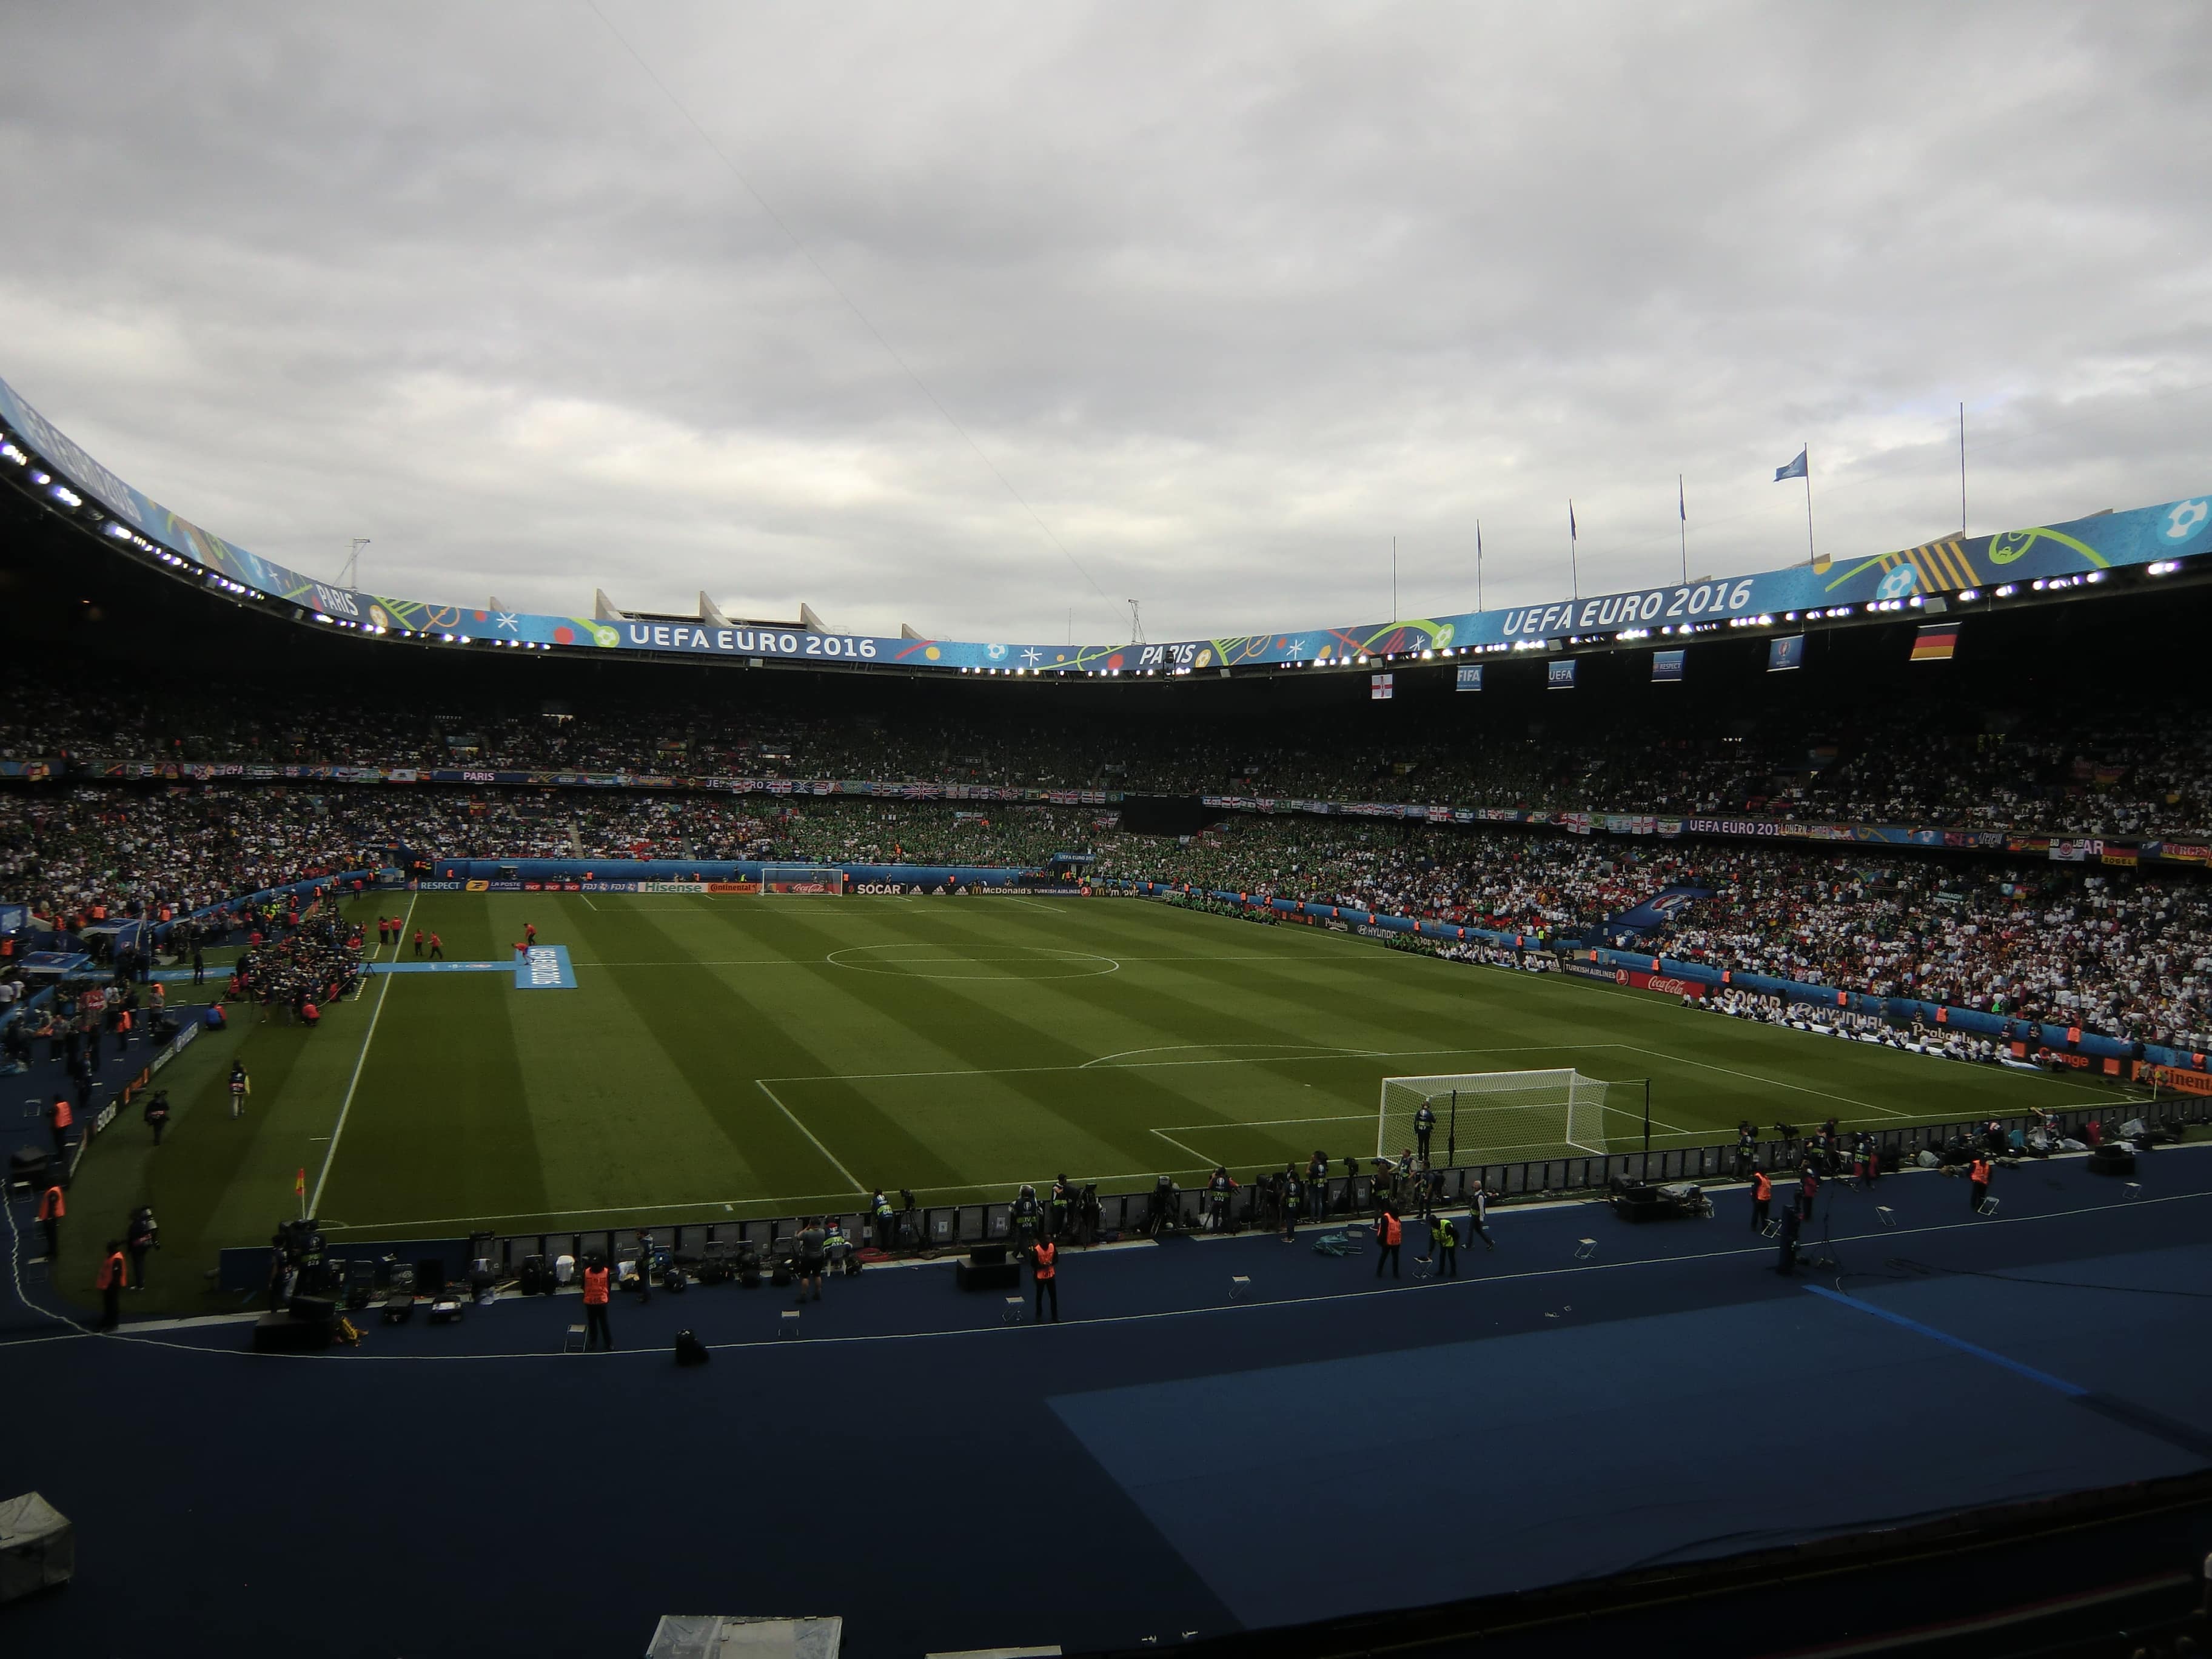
[1012,1184,1043,1250]
[1374,1206,1404,1278]
[1050,1175,1073,1241]
[1968,1153,1992,1213]
[1433,1213,1460,1278]
[1750,1165,1772,1232]
[49,1092,73,1159]
[1031,1236,1059,1322]
[36,1180,65,1260]
[871,1188,896,1252]
[1281,1163,1303,1241]
[96,1238,129,1330]
[1307,1150,1330,1220]
[581,1254,614,1350]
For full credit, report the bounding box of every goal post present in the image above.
[1377,1070,1609,1164]
[760,865,846,895]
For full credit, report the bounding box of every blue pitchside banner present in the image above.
[515,945,577,989]
[4,369,2209,677]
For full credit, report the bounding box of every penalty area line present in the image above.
[756,1079,864,1198]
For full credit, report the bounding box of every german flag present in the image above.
[1911,622,1959,662]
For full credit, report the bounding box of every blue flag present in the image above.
[1652,649,1684,682]
[1774,448,1808,482]
[1768,634,1805,672]
[1548,658,1577,689]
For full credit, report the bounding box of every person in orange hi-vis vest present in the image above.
[581,1255,613,1351]
[1031,1238,1059,1323]
[1750,1167,1772,1232]
[36,1182,65,1260]
[1374,1207,1403,1279]
[96,1239,129,1330]
[1969,1155,1992,1214]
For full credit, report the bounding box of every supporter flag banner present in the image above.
[1455,664,1483,692]
[1774,447,1808,481]
[1768,634,1806,672]
[1548,659,1577,689]
[1911,622,1959,662]
[1370,673,1394,701]
[1652,649,1684,682]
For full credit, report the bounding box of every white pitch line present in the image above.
[1080,1042,1386,1070]
[308,888,416,1216]
[756,1079,864,1197]
[763,1043,1621,1088]
[1148,1127,1216,1167]
[1615,1044,1909,1118]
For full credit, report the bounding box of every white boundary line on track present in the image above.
[756,1079,864,1198]
[33,1175,2210,1362]
[308,888,416,1216]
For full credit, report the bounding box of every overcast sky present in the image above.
[4,2,2208,644]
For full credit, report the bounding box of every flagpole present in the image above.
[1392,535,1398,621]
[1475,520,1484,611]
[1959,402,1967,534]
[1801,443,1815,568]
[1569,501,1579,599]
[1677,474,1687,585]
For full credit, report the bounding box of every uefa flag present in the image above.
[1768,634,1805,672]
[1370,672,1394,701]
[1548,659,1577,689]
[1911,622,1959,662]
[1652,649,1684,682]
[1774,448,1808,482]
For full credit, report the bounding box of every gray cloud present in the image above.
[2,1,2208,643]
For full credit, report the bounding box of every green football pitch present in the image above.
[66,890,2136,1308]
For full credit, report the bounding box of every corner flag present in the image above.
[295,1168,306,1196]
[1774,448,1808,482]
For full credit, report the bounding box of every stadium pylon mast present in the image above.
[337,537,369,589]
[1126,599,1145,646]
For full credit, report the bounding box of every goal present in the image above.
[760,865,846,895]
[1377,1070,1609,1163]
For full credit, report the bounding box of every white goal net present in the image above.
[760,865,846,895]
[1377,1070,1609,1162]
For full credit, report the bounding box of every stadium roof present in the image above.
[4,369,2209,681]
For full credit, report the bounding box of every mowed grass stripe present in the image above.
[557,896,935,1202]
[684,898,1242,1184]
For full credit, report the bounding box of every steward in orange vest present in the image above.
[36,1182,64,1258]
[581,1260,613,1351]
[1968,1156,1992,1213]
[1750,1168,1772,1232]
[1375,1208,1404,1279]
[1031,1239,1059,1323]
[96,1241,128,1330]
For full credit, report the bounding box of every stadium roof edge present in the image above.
[2,369,2209,683]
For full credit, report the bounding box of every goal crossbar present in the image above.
[1377,1069,1608,1162]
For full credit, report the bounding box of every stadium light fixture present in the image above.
[31,471,50,484]
[1995,584,2016,597]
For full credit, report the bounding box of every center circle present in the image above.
[825,943,1119,980]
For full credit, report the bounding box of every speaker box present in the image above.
[412,1259,446,1295]
[969,1244,1008,1266]
[288,1294,338,1324]
[253,1312,332,1352]
[2088,1144,2136,1176]
[956,1259,1020,1292]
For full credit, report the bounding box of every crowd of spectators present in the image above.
[4,675,2210,842]
[5,777,2212,1056]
